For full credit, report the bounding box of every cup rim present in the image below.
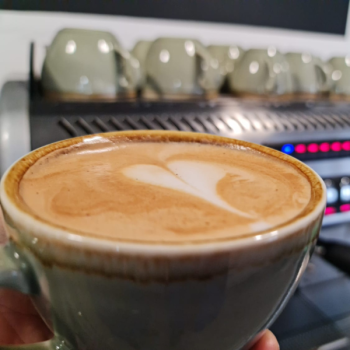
[0,130,326,255]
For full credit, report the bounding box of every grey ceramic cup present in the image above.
[328,56,350,100]
[285,53,329,98]
[41,28,141,100]
[131,40,152,87]
[228,48,293,99]
[0,130,326,350]
[143,38,222,99]
[207,45,244,78]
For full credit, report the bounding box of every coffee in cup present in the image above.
[0,131,326,350]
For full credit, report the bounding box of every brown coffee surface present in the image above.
[19,137,311,243]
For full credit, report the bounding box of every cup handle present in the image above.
[194,43,222,92]
[0,242,37,294]
[314,58,331,92]
[0,243,74,350]
[113,46,141,91]
[263,59,277,94]
[0,338,72,350]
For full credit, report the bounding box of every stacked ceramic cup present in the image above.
[41,28,141,101]
[132,38,223,100]
[207,45,244,92]
[41,29,350,102]
[225,47,330,101]
[327,56,350,101]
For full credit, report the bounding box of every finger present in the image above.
[0,209,52,345]
[0,289,52,344]
[250,330,279,350]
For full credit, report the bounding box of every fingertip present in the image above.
[264,330,280,350]
[251,330,280,350]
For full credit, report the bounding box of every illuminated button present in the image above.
[308,143,318,153]
[281,144,294,154]
[331,142,342,152]
[327,187,339,204]
[325,207,336,215]
[340,185,350,202]
[340,204,350,212]
[295,144,306,154]
[343,141,350,151]
[319,142,330,152]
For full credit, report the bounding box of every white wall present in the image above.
[2,9,350,90]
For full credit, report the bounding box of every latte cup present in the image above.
[0,131,326,350]
[228,48,293,99]
[143,38,223,100]
[41,28,141,101]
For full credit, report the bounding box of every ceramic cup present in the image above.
[328,56,350,101]
[228,47,293,99]
[131,40,153,88]
[143,38,222,100]
[41,28,141,101]
[285,52,329,99]
[0,130,326,350]
[207,45,244,79]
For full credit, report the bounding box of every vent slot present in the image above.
[110,117,128,131]
[59,117,78,137]
[76,117,96,134]
[154,116,178,130]
[140,116,163,130]
[184,116,206,133]
[124,116,148,130]
[196,116,218,134]
[168,116,192,132]
[94,117,111,132]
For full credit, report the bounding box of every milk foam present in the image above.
[18,139,312,243]
[123,161,254,218]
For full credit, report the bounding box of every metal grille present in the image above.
[58,114,222,136]
[29,98,350,150]
[56,111,350,137]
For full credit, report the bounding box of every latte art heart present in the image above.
[123,161,254,218]
[19,139,311,243]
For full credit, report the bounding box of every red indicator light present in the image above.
[295,144,307,154]
[319,142,330,152]
[331,142,342,152]
[340,204,350,212]
[308,143,319,153]
[343,141,350,151]
[325,207,336,215]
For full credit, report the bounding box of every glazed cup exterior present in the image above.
[0,131,326,350]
